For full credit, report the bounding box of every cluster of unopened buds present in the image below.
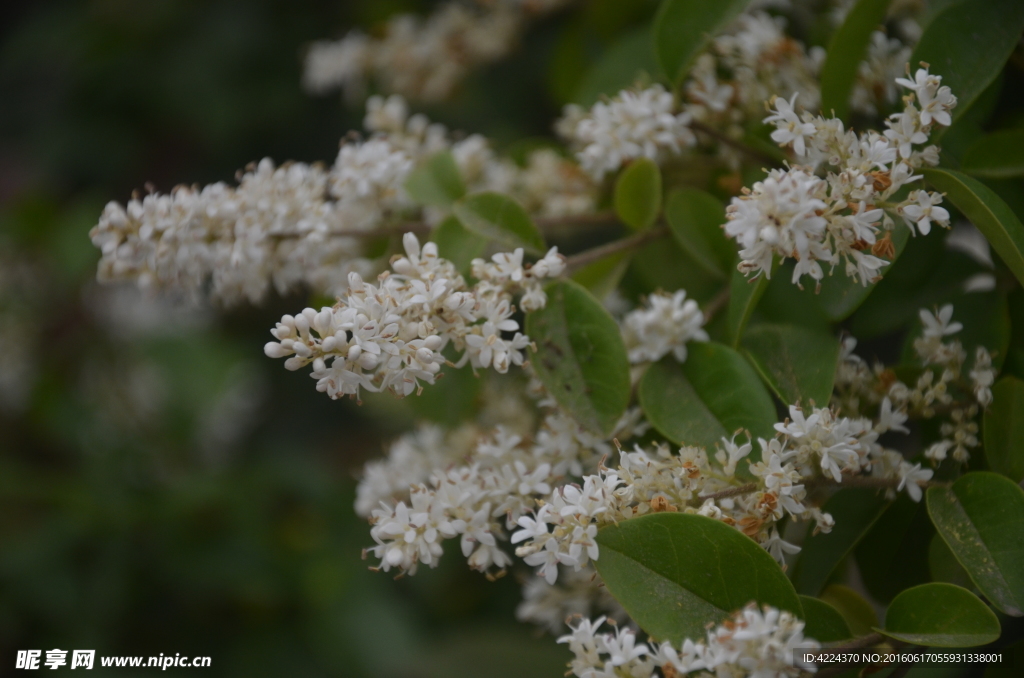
[263,233,565,399]
[726,66,956,288]
[560,604,818,678]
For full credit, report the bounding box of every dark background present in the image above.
[0,0,653,674]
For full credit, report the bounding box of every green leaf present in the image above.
[638,342,776,450]
[923,168,1024,288]
[404,151,465,208]
[910,0,1024,126]
[571,250,632,301]
[855,494,933,603]
[727,266,771,347]
[878,583,1001,648]
[653,0,754,85]
[452,192,545,254]
[984,377,1024,482]
[595,513,802,643]
[926,471,1024,617]
[819,0,893,121]
[614,158,662,231]
[798,596,852,642]
[431,216,487,275]
[526,280,630,436]
[820,584,878,638]
[963,129,1024,179]
[929,533,972,589]
[572,27,660,107]
[792,489,890,597]
[665,187,734,279]
[742,324,840,407]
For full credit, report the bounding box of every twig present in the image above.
[693,482,758,505]
[268,222,431,240]
[702,285,731,322]
[564,225,669,273]
[689,120,782,167]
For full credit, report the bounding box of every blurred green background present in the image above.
[0,0,655,674]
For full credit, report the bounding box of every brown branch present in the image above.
[689,119,782,167]
[693,482,758,505]
[563,225,669,273]
[702,285,731,322]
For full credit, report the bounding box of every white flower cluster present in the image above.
[513,399,930,584]
[264,233,565,399]
[303,0,573,103]
[91,94,593,305]
[620,290,709,364]
[835,304,995,466]
[560,604,819,678]
[726,66,955,287]
[559,85,696,179]
[557,9,917,179]
[361,406,644,576]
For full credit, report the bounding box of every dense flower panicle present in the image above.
[512,399,928,584]
[303,0,574,102]
[620,290,709,364]
[264,233,565,400]
[559,604,819,678]
[361,403,646,576]
[835,304,993,466]
[560,85,696,179]
[91,95,593,306]
[726,66,956,287]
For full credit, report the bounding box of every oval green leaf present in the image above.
[432,215,487,275]
[984,376,1024,482]
[963,129,1024,179]
[878,583,1001,648]
[727,266,772,346]
[910,0,1024,126]
[742,323,840,407]
[819,0,893,121]
[452,192,545,254]
[404,151,465,208]
[923,168,1024,288]
[926,471,1024,617]
[820,584,879,638]
[929,533,972,589]
[638,342,776,451]
[653,0,754,85]
[525,279,630,436]
[792,489,890,597]
[665,187,734,279]
[595,513,802,643]
[571,250,632,302]
[798,596,852,643]
[614,158,662,232]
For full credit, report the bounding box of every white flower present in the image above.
[920,304,962,339]
[901,190,949,235]
[897,461,933,502]
[620,290,709,364]
[765,93,816,156]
